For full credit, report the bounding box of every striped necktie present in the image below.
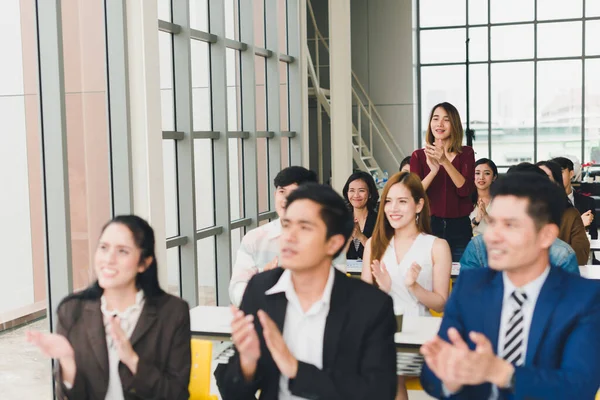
[501,290,528,366]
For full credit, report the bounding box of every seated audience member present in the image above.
[399,156,411,173]
[470,158,498,236]
[229,166,347,306]
[27,215,191,400]
[420,172,600,399]
[215,183,398,400]
[343,171,379,260]
[537,160,590,265]
[552,156,598,239]
[361,171,451,400]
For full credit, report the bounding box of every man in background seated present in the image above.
[229,166,347,306]
[552,156,598,240]
[215,183,397,400]
[420,172,600,399]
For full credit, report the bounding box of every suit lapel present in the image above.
[264,291,288,332]
[322,271,350,369]
[525,268,562,365]
[129,297,158,347]
[482,272,504,353]
[84,301,109,376]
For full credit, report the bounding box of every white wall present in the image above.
[0,0,35,315]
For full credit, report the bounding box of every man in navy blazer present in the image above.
[420,172,600,399]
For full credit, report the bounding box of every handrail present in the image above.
[306,0,405,163]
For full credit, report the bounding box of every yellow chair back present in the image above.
[189,339,219,400]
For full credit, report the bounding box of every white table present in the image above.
[580,265,600,279]
[590,239,600,251]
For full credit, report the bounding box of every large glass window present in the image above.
[418,1,598,166]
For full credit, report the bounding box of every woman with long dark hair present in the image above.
[536,161,590,265]
[470,158,498,236]
[410,102,475,261]
[361,171,451,400]
[342,171,379,260]
[27,215,191,400]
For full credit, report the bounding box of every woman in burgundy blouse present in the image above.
[410,102,475,261]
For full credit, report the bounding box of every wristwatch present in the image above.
[471,217,480,226]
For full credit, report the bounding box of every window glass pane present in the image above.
[226,49,241,131]
[163,140,179,238]
[254,0,265,47]
[538,0,582,20]
[420,28,466,64]
[192,40,211,131]
[469,64,489,159]
[586,21,600,56]
[231,227,244,265]
[491,24,534,61]
[491,62,534,165]
[256,56,267,130]
[258,138,270,212]
[419,0,466,27]
[587,0,600,17]
[0,0,50,396]
[158,0,171,22]
[278,0,288,53]
[537,22,582,58]
[190,0,208,31]
[490,0,534,23]
[225,0,238,40]
[537,61,582,162]
[197,237,216,306]
[62,0,111,290]
[159,32,174,131]
[468,0,488,25]
[469,27,488,62]
[280,62,289,130]
[166,246,180,297]
[420,65,467,142]
[194,140,215,228]
[229,138,244,220]
[584,60,600,164]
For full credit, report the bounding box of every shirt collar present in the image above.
[266,218,282,239]
[100,290,145,319]
[502,266,550,306]
[265,266,336,307]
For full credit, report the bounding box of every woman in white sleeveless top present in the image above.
[361,171,451,400]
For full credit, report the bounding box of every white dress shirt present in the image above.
[567,189,575,206]
[229,219,346,306]
[264,267,335,400]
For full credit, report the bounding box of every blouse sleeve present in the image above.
[456,147,475,198]
[410,150,424,180]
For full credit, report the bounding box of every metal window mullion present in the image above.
[105,0,133,215]
[239,0,259,232]
[209,0,233,306]
[533,0,538,163]
[36,0,73,341]
[416,0,422,148]
[487,0,492,158]
[287,0,303,164]
[582,0,586,163]
[172,0,198,305]
[265,0,282,194]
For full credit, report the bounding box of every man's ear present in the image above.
[538,224,558,250]
[569,170,575,181]
[326,234,346,257]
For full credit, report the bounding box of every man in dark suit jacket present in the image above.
[553,156,598,239]
[215,183,397,400]
[420,172,600,399]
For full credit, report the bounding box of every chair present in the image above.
[189,339,219,400]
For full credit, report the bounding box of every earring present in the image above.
[416,213,420,224]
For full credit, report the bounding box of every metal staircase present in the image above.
[306,0,406,180]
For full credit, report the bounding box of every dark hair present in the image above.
[342,171,379,212]
[551,156,574,172]
[491,172,566,229]
[507,162,547,176]
[425,102,464,154]
[399,156,412,171]
[273,166,317,188]
[60,215,165,303]
[286,182,354,259]
[535,161,565,190]
[472,158,498,204]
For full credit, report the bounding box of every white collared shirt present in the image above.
[229,219,346,306]
[265,267,335,400]
[100,290,145,400]
[567,190,575,206]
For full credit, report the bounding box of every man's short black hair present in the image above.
[506,162,547,177]
[551,157,574,172]
[286,182,354,259]
[273,166,317,188]
[491,172,566,229]
[399,156,412,171]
